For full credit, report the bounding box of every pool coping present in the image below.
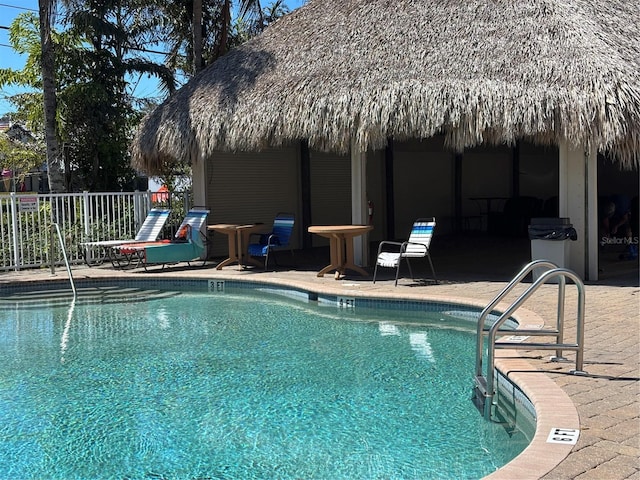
[0,270,580,479]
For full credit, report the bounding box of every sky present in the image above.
[0,0,306,117]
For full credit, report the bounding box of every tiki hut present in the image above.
[131,0,639,171]
[131,0,639,280]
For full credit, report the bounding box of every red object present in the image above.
[119,239,170,255]
[152,185,169,203]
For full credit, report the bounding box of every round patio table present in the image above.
[308,225,373,278]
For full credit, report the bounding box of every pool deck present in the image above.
[1,243,638,480]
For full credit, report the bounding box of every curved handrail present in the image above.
[480,267,585,418]
[475,259,558,377]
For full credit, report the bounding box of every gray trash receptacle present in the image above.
[528,218,577,282]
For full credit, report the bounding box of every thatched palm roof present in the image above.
[131,0,640,174]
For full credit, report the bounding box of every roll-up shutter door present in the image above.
[205,147,299,257]
[309,151,351,247]
[393,146,453,236]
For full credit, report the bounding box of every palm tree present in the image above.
[38,0,65,193]
[193,0,204,73]
[213,0,232,59]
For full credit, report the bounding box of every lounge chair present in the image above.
[117,208,210,270]
[80,207,170,266]
[247,212,295,270]
[373,217,438,286]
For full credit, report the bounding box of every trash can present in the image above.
[528,218,577,282]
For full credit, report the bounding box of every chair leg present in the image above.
[406,258,414,281]
[394,259,403,286]
[427,253,438,284]
[264,249,270,270]
[373,262,379,283]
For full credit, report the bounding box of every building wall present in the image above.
[462,144,513,222]
[365,149,385,242]
[308,150,351,247]
[205,147,300,257]
[393,138,455,236]
[198,139,628,279]
[519,143,559,203]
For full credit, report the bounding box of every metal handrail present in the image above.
[475,262,586,419]
[50,223,77,298]
[474,259,559,379]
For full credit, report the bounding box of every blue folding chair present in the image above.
[248,213,295,270]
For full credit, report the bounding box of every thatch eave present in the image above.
[130,0,640,174]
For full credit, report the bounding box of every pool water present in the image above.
[0,289,529,479]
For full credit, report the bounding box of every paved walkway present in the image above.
[1,252,638,479]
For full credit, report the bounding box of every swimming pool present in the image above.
[0,283,532,479]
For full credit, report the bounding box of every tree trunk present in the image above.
[38,0,65,193]
[192,0,203,73]
[215,0,231,60]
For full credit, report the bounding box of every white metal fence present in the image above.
[0,191,188,271]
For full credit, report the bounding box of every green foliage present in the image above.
[0,133,45,188]
[0,13,41,102]
[0,7,161,192]
[0,1,295,194]
[231,0,291,44]
[0,201,54,267]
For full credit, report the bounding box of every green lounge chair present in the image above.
[118,208,210,270]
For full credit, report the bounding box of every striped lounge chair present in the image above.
[117,208,210,270]
[80,207,170,266]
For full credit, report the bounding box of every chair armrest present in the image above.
[266,233,281,247]
[377,240,403,254]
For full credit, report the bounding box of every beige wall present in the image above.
[308,150,351,247]
[199,139,623,279]
[205,147,300,257]
[365,149,385,242]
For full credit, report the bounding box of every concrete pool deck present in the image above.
[1,245,638,479]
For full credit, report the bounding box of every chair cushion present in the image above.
[248,244,270,256]
[377,252,401,267]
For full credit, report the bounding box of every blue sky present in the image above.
[0,0,306,116]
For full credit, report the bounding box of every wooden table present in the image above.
[308,225,373,278]
[208,224,267,269]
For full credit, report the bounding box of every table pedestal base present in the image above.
[308,225,373,279]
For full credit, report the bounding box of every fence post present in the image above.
[9,192,19,271]
[50,223,56,274]
[183,191,191,214]
[83,191,90,241]
[133,191,141,230]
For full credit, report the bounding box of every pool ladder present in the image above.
[474,260,586,420]
[50,223,77,299]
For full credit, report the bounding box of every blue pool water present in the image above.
[0,287,530,479]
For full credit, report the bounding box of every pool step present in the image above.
[0,286,181,308]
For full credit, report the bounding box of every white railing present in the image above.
[0,191,189,271]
